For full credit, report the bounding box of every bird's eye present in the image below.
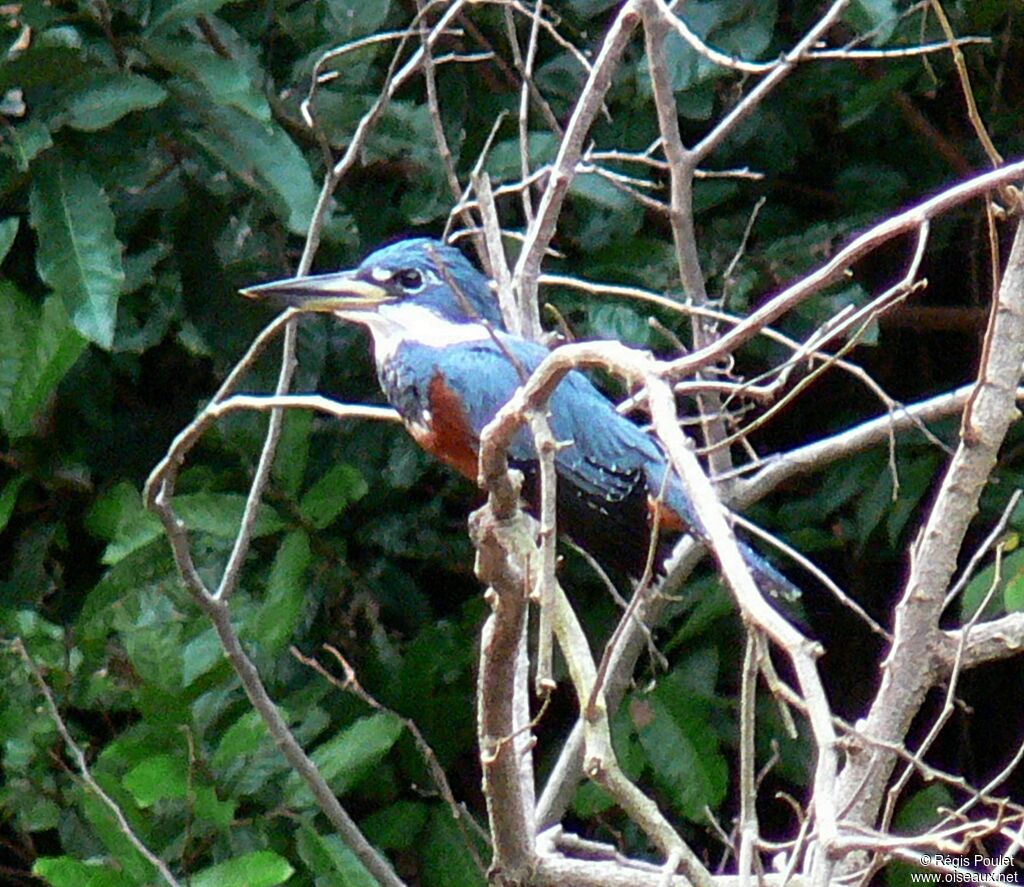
[394,269,424,292]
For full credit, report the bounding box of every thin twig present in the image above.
[738,634,760,887]
[664,160,1024,381]
[512,2,642,335]
[835,216,1024,860]
[12,638,183,887]
[292,644,489,874]
[642,0,732,479]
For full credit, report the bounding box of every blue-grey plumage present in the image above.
[242,238,796,595]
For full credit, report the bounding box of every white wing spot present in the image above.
[407,418,431,438]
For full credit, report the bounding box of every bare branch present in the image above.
[641,370,841,886]
[470,505,537,880]
[936,612,1024,672]
[738,635,760,887]
[665,161,1024,380]
[146,382,404,887]
[548,581,713,887]
[807,36,991,61]
[691,0,850,163]
[214,321,298,603]
[513,2,642,335]
[299,0,470,275]
[641,0,732,479]
[835,216,1024,846]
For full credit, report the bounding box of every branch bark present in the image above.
[472,505,538,884]
[835,216,1024,846]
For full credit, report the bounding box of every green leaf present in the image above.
[286,713,403,806]
[0,46,88,94]
[653,2,775,95]
[853,459,897,547]
[191,850,294,887]
[11,791,61,832]
[0,284,86,438]
[886,784,954,887]
[360,800,430,850]
[0,283,26,422]
[961,548,1024,622]
[146,0,237,34]
[1004,561,1024,612]
[60,72,167,131]
[487,133,559,182]
[571,172,634,212]
[125,619,184,691]
[846,0,898,44]
[840,65,916,129]
[213,710,273,768]
[565,0,621,15]
[182,627,225,686]
[194,784,237,828]
[322,0,392,41]
[0,474,28,533]
[86,482,164,564]
[297,826,379,886]
[3,120,53,171]
[122,754,188,807]
[98,516,161,564]
[29,154,125,348]
[894,783,952,832]
[421,805,486,887]
[587,304,655,347]
[299,463,368,530]
[663,579,733,653]
[273,410,312,497]
[33,857,135,887]
[81,791,156,884]
[146,38,271,121]
[0,217,19,263]
[571,781,616,817]
[175,492,285,538]
[251,529,311,655]
[635,675,728,822]
[886,454,941,546]
[189,108,318,233]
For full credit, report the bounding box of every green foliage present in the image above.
[190,850,295,887]
[297,826,380,886]
[29,154,125,347]
[59,72,169,132]
[884,784,956,887]
[285,712,404,806]
[633,653,729,822]
[2,0,1022,883]
[961,547,1024,621]
[0,283,86,437]
[33,856,136,887]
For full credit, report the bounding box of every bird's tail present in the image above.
[737,541,802,603]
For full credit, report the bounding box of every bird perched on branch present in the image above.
[243,238,795,597]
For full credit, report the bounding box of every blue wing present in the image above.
[408,335,668,504]
[385,334,796,595]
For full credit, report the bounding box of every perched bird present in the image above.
[242,238,794,596]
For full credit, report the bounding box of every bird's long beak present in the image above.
[240,271,393,313]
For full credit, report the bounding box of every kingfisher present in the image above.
[242,238,794,596]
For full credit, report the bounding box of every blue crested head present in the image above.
[359,238,504,328]
[240,237,504,330]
